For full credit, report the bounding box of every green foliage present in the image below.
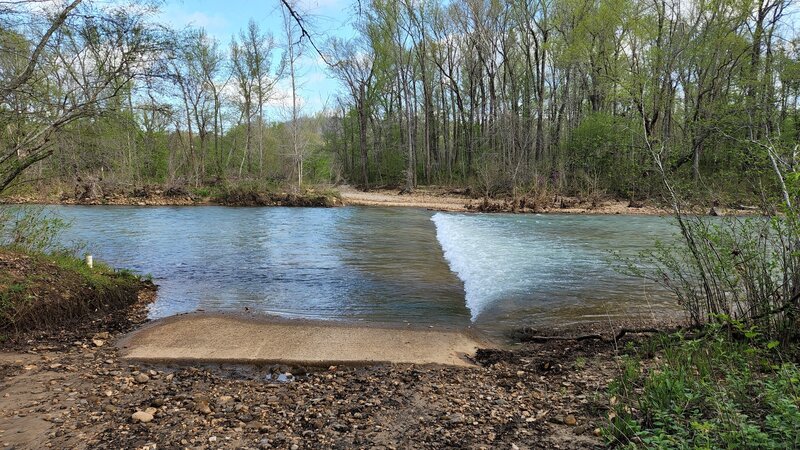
[0,207,71,253]
[618,214,800,342]
[566,113,640,198]
[605,328,800,448]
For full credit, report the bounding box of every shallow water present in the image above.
[42,206,679,337]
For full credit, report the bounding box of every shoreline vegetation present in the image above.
[0,183,759,216]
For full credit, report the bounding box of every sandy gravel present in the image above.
[338,185,478,211]
[119,314,488,367]
[338,185,671,215]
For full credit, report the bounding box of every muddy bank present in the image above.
[0,250,155,341]
[0,184,342,208]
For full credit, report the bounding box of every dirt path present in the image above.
[119,314,488,367]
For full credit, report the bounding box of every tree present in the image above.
[282,1,309,187]
[328,37,375,189]
[0,0,162,193]
[231,20,281,178]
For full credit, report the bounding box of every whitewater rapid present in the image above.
[431,212,559,321]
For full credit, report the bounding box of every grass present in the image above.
[48,251,140,289]
[604,324,800,448]
[0,248,146,334]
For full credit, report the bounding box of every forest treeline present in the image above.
[331,0,799,201]
[0,0,798,202]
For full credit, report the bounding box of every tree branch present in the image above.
[1,0,82,99]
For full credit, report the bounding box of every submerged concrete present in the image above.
[118,314,490,367]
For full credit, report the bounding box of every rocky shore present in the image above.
[0,249,677,449]
[0,279,650,449]
[1,327,623,449]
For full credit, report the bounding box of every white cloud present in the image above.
[158,6,229,33]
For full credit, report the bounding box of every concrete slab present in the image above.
[118,314,490,368]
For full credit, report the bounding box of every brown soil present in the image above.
[0,250,154,338]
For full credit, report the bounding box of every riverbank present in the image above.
[339,186,766,216]
[0,248,671,449]
[0,184,342,208]
[2,316,647,449]
[339,185,670,215]
[1,183,758,216]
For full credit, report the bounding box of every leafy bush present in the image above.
[0,206,71,253]
[605,326,800,448]
[621,214,800,342]
[567,113,642,198]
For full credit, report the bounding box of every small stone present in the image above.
[448,413,465,424]
[195,398,212,415]
[594,428,602,437]
[92,339,105,348]
[564,415,577,426]
[134,373,149,384]
[208,436,217,443]
[48,364,62,370]
[217,395,234,406]
[234,403,248,413]
[131,411,153,423]
[164,374,174,382]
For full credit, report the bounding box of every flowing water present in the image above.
[41,206,679,337]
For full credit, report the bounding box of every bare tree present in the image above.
[328,37,375,189]
[0,0,162,193]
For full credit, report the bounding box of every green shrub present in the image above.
[619,214,800,342]
[0,206,71,253]
[605,327,800,448]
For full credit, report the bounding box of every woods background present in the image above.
[1,0,798,204]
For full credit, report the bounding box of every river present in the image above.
[45,205,679,337]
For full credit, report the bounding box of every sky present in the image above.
[156,0,360,114]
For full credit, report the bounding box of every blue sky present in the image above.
[157,0,359,114]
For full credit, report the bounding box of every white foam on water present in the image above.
[432,212,527,321]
